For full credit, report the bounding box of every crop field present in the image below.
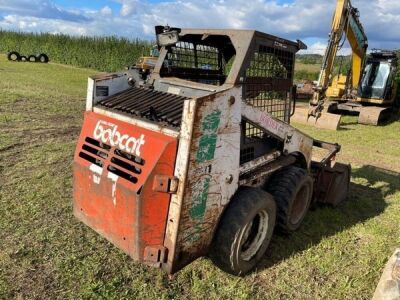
[0,30,152,72]
[1,55,400,299]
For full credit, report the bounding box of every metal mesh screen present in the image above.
[240,119,280,164]
[241,119,265,162]
[245,120,264,138]
[168,42,196,68]
[161,41,225,85]
[167,42,220,69]
[240,146,255,165]
[246,49,290,79]
[243,44,294,122]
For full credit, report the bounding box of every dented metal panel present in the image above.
[241,102,313,167]
[74,111,178,261]
[162,99,197,274]
[164,88,242,272]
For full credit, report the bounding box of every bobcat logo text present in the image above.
[93,120,145,156]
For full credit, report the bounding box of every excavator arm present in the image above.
[292,0,369,130]
[314,0,368,104]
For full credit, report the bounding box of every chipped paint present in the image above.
[107,171,118,206]
[90,163,103,184]
[190,177,211,219]
[196,111,221,163]
[242,102,313,167]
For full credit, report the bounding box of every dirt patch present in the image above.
[2,126,80,140]
[0,142,25,153]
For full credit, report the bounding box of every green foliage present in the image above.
[294,55,351,82]
[0,30,153,72]
[333,55,351,76]
[296,54,323,65]
[294,69,319,81]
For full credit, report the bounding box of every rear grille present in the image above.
[96,87,188,127]
[78,137,110,168]
[78,137,145,184]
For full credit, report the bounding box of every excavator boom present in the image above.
[317,0,367,94]
[292,0,368,130]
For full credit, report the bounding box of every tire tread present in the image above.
[264,166,312,232]
[210,187,276,275]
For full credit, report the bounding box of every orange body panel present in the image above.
[73,111,177,261]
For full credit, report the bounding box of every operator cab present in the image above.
[358,50,397,100]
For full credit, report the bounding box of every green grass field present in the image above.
[294,62,320,81]
[295,62,321,73]
[1,55,400,299]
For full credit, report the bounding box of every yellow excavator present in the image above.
[134,45,159,80]
[292,0,398,130]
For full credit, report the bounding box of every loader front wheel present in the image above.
[265,166,313,233]
[209,187,276,276]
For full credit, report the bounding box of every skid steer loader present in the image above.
[73,26,351,276]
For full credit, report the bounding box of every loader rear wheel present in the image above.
[265,166,313,233]
[209,187,276,276]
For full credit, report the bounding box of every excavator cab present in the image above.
[358,51,398,103]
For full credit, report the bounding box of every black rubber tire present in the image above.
[209,187,276,276]
[28,55,38,62]
[20,55,27,62]
[264,166,313,233]
[38,53,49,63]
[7,51,20,61]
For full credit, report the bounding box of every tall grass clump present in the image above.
[0,30,153,72]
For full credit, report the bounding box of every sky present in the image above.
[0,0,399,54]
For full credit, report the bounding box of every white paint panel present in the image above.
[86,78,95,111]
